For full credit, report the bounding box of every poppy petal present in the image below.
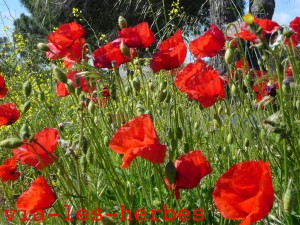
[16,176,56,214]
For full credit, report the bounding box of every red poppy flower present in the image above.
[150,30,187,73]
[0,74,8,98]
[109,114,166,168]
[48,22,86,50]
[0,103,21,127]
[118,22,156,49]
[12,128,59,170]
[236,58,250,70]
[16,176,56,214]
[284,33,299,48]
[56,71,95,97]
[165,150,212,199]
[46,22,86,68]
[93,39,133,69]
[0,157,21,182]
[213,161,274,225]
[175,60,226,108]
[190,24,225,58]
[235,28,259,43]
[254,18,280,34]
[290,16,300,34]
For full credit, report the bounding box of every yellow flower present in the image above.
[243,13,255,25]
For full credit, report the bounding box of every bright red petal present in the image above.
[0,157,21,182]
[213,161,274,225]
[190,24,225,58]
[13,128,59,170]
[16,176,56,214]
[109,114,166,168]
[150,30,187,73]
[0,103,20,127]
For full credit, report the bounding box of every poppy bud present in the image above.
[225,46,234,64]
[22,101,31,114]
[175,127,183,139]
[230,84,237,96]
[282,79,291,94]
[20,124,30,140]
[0,138,23,148]
[37,43,50,52]
[79,155,87,173]
[136,102,145,116]
[171,138,177,149]
[132,77,140,92]
[86,149,93,164]
[81,136,88,154]
[118,16,127,29]
[149,81,154,91]
[165,161,177,184]
[110,84,117,100]
[295,100,300,109]
[167,128,174,139]
[67,80,75,94]
[283,181,292,214]
[53,66,67,83]
[213,114,222,127]
[102,214,117,225]
[159,89,168,102]
[104,136,110,147]
[88,101,95,114]
[226,133,233,144]
[120,42,131,58]
[160,80,168,90]
[23,81,32,97]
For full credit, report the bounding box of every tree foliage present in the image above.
[14,0,211,45]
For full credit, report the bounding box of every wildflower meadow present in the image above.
[0,3,299,225]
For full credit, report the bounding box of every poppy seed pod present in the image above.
[165,161,177,184]
[118,16,127,29]
[132,77,140,92]
[224,46,234,64]
[120,42,131,58]
[22,101,31,114]
[23,81,32,97]
[37,43,50,52]
[53,66,68,83]
[20,124,30,140]
[66,80,75,94]
[0,138,23,148]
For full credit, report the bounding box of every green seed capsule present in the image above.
[81,136,88,154]
[159,89,167,102]
[79,155,87,173]
[53,66,67,83]
[226,133,233,144]
[23,81,32,97]
[88,101,96,114]
[67,80,75,94]
[20,124,30,140]
[225,47,234,64]
[132,77,140,92]
[165,161,177,184]
[283,186,292,214]
[102,215,117,225]
[22,101,31,114]
[176,127,183,139]
[0,138,23,148]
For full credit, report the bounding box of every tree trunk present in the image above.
[250,0,275,19]
[209,0,241,74]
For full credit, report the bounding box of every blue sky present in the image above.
[0,0,300,37]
